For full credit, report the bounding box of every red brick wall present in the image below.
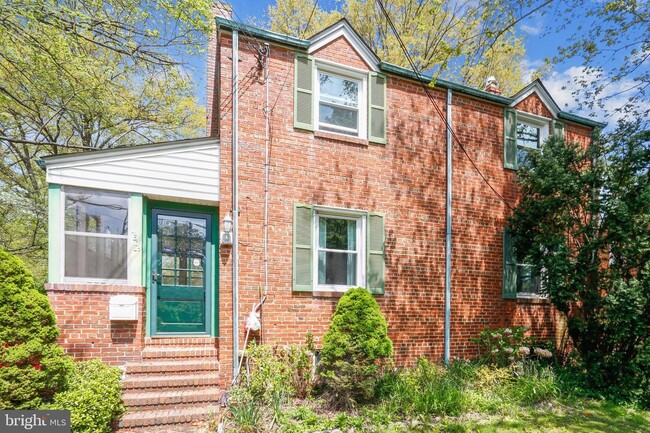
[514,93,554,118]
[311,36,372,70]
[46,284,146,365]
[211,30,593,380]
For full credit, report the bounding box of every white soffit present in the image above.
[307,20,380,72]
[44,137,220,203]
[510,80,561,117]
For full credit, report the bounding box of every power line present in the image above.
[374,0,514,212]
[270,0,320,113]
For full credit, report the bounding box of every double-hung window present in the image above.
[516,122,541,166]
[293,204,385,294]
[504,109,557,169]
[503,229,542,299]
[63,187,129,281]
[317,71,361,136]
[294,54,386,144]
[316,211,365,290]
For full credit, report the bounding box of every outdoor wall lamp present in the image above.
[221,212,233,246]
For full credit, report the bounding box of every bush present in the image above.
[0,248,72,409]
[473,326,554,367]
[243,334,316,402]
[46,360,124,433]
[318,288,393,408]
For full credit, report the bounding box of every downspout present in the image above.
[444,88,452,365]
[232,28,240,381]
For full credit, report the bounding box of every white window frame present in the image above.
[61,186,130,284]
[313,206,367,292]
[516,112,550,164]
[313,60,368,139]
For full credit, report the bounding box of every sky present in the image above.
[191,1,646,130]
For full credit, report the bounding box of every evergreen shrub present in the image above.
[318,287,393,408]
[0,248,71,409]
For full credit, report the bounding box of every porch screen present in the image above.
[64,187,128,280]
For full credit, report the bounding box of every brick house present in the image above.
[42,12,603,428]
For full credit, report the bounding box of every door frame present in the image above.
[144,200,219,337]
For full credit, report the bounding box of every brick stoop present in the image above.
[114,338,225,431]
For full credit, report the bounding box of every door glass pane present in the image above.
[156,215,207,287]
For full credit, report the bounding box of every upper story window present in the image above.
[516,121,543,166]
[294,54,386,144]
[317,72,361,136]
[63,187,129,281]
[504,108,553,170]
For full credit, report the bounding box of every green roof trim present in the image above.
[379,62,512,105]
[216,17,309,50]
[558,112,607,129]
[216,18,604,129]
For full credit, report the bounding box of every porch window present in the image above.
[63,187,128,280]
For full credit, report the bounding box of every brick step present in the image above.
[117,404,222,429]
[124,359,219,375]
[122,373,220,390]
[122,387,223,410]
[145,337,218,346]
[141,346,218,360]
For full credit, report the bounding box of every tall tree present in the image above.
[509,124,650,405]
[268,0,531,95]
[540,0,649,120]
[0,0,213,281]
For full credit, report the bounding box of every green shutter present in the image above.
[504,108,517,169]
[294,53,314,131]
[503,229,517,299]
[368,72,387,144]
[293,204,313,291]
[367,213,385,294]
[552,120,564,139]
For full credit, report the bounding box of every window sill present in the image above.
[314,130,369,146]
[516,295,551,305]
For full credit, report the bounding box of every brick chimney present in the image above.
[213,1,232,20]
[484,76,502,95]
[206,2,233,137]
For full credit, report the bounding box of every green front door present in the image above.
[151,208,212,334]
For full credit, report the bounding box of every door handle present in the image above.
[152,272,161,284]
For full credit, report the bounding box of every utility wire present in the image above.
[269,0,320,113]
[374,0,515,212]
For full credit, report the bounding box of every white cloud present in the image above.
[537,65,650,130]
[520,24,542,36]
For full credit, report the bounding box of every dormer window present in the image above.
[318,71,361,136]
[315,66,366,138]
[294,53,386,144]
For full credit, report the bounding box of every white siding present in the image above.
[45,138,219,204]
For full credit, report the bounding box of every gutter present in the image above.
[444,89,452,365]
[231,27,240,382]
